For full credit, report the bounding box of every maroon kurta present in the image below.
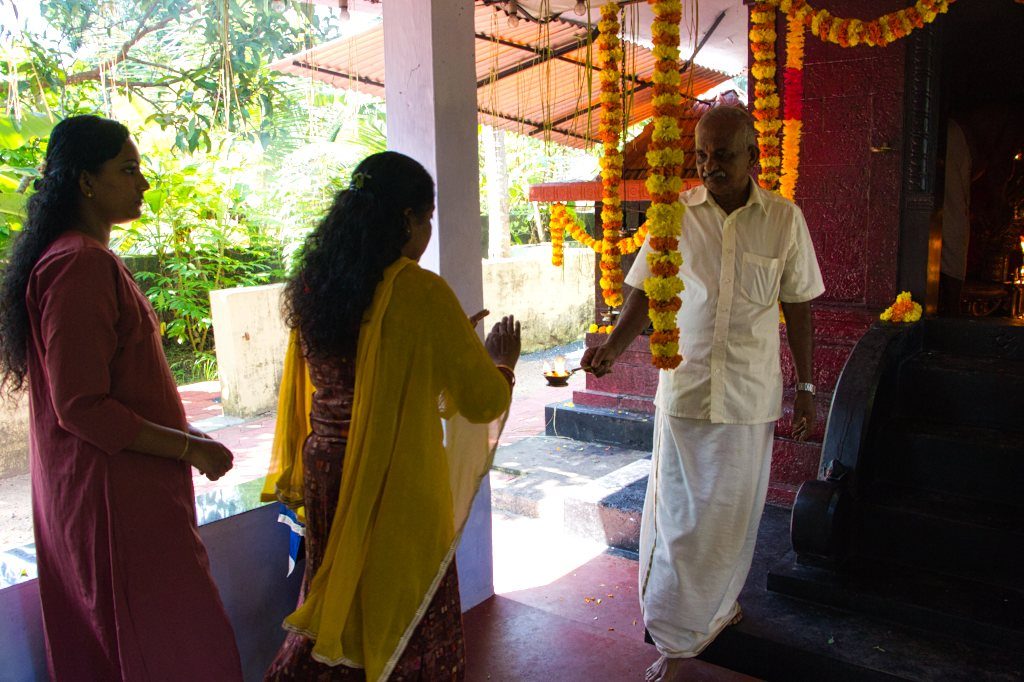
[25,232,242,681]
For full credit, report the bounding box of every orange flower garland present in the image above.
[777,0,955,48]
[778,14,804,200]
[751,2,782,191]
[597,2,625,307]
[643,0,685,370]
[550,205,566,266]
[757,0,956,199]
[548,203,647,255]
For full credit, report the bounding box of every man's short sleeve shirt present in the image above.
[625,180,825,424]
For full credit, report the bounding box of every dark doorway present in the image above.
[934,0,1024,317]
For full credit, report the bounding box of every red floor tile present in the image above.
[464,594,757,682]
[499,552,644,639]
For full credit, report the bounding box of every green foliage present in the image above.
[116,149,285,361]
[0,114,55,256]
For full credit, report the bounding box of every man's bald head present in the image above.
[695,106,758,155]
[693,105,760,210]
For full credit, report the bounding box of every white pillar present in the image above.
[381,0,494,611]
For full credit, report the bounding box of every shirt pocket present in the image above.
[740,252,781,306]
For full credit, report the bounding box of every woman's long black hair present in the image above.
[0,115,130,396]
[284,151,435,360]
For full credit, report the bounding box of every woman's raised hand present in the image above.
[485,314,521,370]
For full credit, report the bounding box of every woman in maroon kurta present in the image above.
[0,116,243,680]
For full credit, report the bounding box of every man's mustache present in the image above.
[702,170,726,179]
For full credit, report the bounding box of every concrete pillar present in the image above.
[381,0,494,610]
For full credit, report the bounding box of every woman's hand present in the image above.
[469,309,489,327]
[185,437,235,481]
[485,314,521,370]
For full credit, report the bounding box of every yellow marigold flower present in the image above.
[589,323,599,333]
[650,341,680,357]
[647,251,684,269]
[644,275,685,301]
[649,310,677,330]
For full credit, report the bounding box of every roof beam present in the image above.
[476,28,599,88]
[531,9,726,134]
[478,107,593,144]
[289,61,385,90]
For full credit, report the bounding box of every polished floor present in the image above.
[464,513,758,682]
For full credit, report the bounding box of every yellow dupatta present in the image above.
[260,327,315,522]
[274,258,510,680]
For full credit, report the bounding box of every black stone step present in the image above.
[722,507,1024,681]
[768,553,1024,652]
[544,399,654,451]
[896,351,1024,432]
[857,484,1024,587]
[877,419,1024,507]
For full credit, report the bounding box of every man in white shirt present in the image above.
[582,106,824,682]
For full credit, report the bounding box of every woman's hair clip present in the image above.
[350,171,371,190]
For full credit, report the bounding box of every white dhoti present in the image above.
[639,411,774,658]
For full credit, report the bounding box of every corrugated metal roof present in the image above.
[270,1,731,149]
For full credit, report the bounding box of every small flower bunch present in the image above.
[880,291,922,323]
[588,323,615,334]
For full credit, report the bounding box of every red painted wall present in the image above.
[768,0,913,505]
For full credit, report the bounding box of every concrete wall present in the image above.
[211,249,594,417]
[0,393,30,479]
[482,245,594,354]
[209,284,291,419]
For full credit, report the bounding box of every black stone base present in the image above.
[696,507,1024,681]
[767,553,1024,652]
[545,399,654,450]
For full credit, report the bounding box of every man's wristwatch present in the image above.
[796,382,816,396]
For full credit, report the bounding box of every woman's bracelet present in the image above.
[178,432,191,461]
[496,364,516,389]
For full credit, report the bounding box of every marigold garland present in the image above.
[756,0,956,197]
[779,14,804,200]
[777,0,955,48]
[643,0,685,370]
[597,2,625,308]
[550,205,566,266]
[549,203,648,255]
[751,2,782,191]
[880,291,922,322]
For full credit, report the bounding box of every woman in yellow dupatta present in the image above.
[264,152,519,681]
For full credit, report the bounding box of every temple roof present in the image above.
[270,0,732,150]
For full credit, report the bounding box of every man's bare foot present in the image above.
[644,656,686,682]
